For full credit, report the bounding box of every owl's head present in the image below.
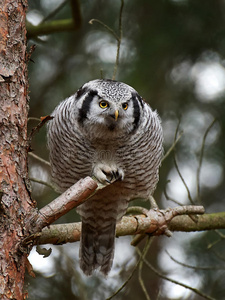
[74,79,144,138]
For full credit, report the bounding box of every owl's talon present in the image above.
[112,171,117,180]
[92,164,124,185]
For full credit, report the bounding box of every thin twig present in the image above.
[137,250,216,300]
[196,119,217,204]
[106,238,151,300]
[215,229,225,239]
[162,131,183,163]
[212,250,225,263]
[28,152,51,167]
[138,238,152,300]
[164,180,184,206]
[174,117,182,142]
[29,115,53,142]
[89,19,119,41]
[166,250,225,270]
[169,120,194,204]
[40,0,69,24]
[173,154,194,204]
[207,238,221,249]
[29,177,56,191]
[89,0,124,80]
[173,119,194,203]
[28,117,42,122]
[112,0,124,80]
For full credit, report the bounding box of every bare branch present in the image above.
[28,152,51,167]
[28,117,41,122]
[106,238,151,300]
[29,115,53,142]
[89,19,119,41]
[173,154,194,204]
[27,19,78,39]
[164,180,184,206]
[137,249,216,300]
[169,211,225,232]
[138,238,152,300]
[112,0,124,80]
[196,119,217,204]
[166,250,225,270]
[34,176,98,230]
[27,0,81,38]
[162,130,183,163]
[40,0,69,23]
[35,205,205,245]
[29,177,56,191]
[170,119,194,204]
[89,0,124,80]
[70,0,82,29]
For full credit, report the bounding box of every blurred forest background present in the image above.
[26,0,225,299]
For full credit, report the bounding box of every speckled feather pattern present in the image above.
[47,79,163,276]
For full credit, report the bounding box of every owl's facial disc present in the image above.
[77,81,143,135]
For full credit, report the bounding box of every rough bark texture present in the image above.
[0,1,33,299]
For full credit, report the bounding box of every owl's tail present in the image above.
[79,218,116,276]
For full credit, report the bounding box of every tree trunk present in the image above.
[0,1,33,299]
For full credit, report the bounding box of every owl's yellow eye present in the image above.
[122,102,128,110]
[99,100,109,109]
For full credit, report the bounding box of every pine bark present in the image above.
[0,1,33,299]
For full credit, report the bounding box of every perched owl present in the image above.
[47,79,163,276]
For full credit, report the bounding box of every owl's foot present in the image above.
[92,163,124,185]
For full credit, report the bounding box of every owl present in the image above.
[47,79,163,276]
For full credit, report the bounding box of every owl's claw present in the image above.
[93,164,124,185]
[112,170,123,181]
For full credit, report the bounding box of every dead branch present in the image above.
[33,176,98,230]
[35,205,206,245]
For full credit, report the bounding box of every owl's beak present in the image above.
[114,110,119,121]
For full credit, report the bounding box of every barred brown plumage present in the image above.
[47,79,163,276]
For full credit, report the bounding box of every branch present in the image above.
[106,238,152,300]
[173,153,194,204]
[89,19,119,41]
[35,205,207,245]
[196,119,217,203]
[40,0,69,23]
[161,130,183,163]
[89,0,124,80]
[166,250,225,270]
[28,115,53,144]
[27,0,81,38]
[29,177,55,191]
[169,211,225,232]
[112,0,124,80]
[137,248,215,300]
[33,176,98,231]
[28,152,50,167]
[27,19,77,39]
